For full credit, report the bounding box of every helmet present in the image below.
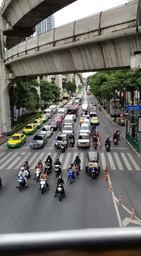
[21,167,24,171]
[71,163,74,167]
[59,175,62,179]
[24,160,28,163]
[47,155,50,158]
[107,135,109,138]
[38,159,42,163]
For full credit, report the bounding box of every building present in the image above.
[35,15,55,36]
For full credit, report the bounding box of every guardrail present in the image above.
[126,132,140,152]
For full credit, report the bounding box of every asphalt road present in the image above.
[0,95,141,234]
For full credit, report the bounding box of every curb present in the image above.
[124,136,141,158]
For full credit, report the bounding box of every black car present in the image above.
[30,134,47,149]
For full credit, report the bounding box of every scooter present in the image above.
[105,143,111,152]
[44,162,52,175]
[35,168,41,182]
[113,138,118,145]
[18,176,25,191]
[40,179,47,194]
[93,141,98,150]
[56,184,64,201]
[54,164,62,177]
[68,171,76,184]
[60,144,65,153]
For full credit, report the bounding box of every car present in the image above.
[23,123,37,135]
[53,115,63,125]
[32,119,43,129]
[79,123,91,136]
[54,133,69,149]
[50,121,58,131]
[30,133,47,149]
[62,125,74,135]
[40,125,53,138]
[39,114,48,123]
[85,152,100,178]
[89,111,97,118]
[80,116,89,125]
[77,133,90,148]
[7,133,26,149]
[82,118,90,127]
[90,116,99,125]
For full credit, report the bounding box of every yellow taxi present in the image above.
[23,123,37,135]
[7,133,26,149]
[90,116,99,125]
[39,114,48,123]
[32,119,43,129]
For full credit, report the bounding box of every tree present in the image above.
[63,80,76,95]
[40,81,60,107]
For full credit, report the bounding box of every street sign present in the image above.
[126,105,141,111]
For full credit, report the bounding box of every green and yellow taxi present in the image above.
[7,133,26,149]
[32,119,43,129]
[117,117,125,126]
[23,123,37,135]
[90,116,99,125]
[39,114,48,123]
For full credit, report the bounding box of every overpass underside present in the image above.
[4,31,141,78]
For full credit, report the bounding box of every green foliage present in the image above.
[63,80,76,94]
[40,81,60,104]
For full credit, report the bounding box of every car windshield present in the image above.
[57,136,63,141]
[25,125,32,129]
[11,136,20,140]
[63,126,72,130]
[33,136,43,141]
[91,117,97,120]
[42,127,49,131]
[51,122,56,125]
[79,134,89,139]
[80,126,89,130]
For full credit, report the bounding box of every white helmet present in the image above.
[21,167,24,171]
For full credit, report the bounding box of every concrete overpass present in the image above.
[0,0,141,133]
[0,0,76,49]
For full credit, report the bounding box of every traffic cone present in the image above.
[118,195,123,206]
[130,208,136,220]
[109,183,113,192]
[105,172,108,181]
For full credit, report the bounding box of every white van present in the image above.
[63,115,74,127]
[57,108,67,118]
[49,105,57,114]
[44,108,53,118]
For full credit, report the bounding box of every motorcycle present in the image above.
[93,141,98,150]
[56,184,64,201]
[44,162,52,175]
[105,143,111,152]
[40,179,47,194]
[35,168,41,182]
[60,144,65,153]
[18,176,25,191]
[68,171,76,184]
[54,164,62,177]
[113,138,118,145]
[89,167,99,179]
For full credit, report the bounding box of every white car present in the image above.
[40,125,53,138]
[62,125,74,135]
[77,133,90,148]
[79,124,91,136]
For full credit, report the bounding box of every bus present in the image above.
[67,104,79,118]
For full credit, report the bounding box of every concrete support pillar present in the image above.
[0,14,11,132]
[55,75,63,95]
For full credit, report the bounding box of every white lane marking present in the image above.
[80,152,84,170]
[58,153,64,163]
[16,152,32,169]
[0,152,13,164]
[0,152,6,158]
[121,153,132,171]
[127,153,140,171]
[28,152,39,168]
[0,152,19,169]
[100,152,106,171]
[7,156,22,169]
[63,152,71,170]
[52,152,58,163]
[114,153,124,170]
[107,153,116,170]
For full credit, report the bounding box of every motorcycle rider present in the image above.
[61,137,67,150]
[113,132,118,141]
[39,170,49,190]
[105,135,111,147]
[54,175,65,197]
[45,155,52,168]
[74,156,81,166]
[69,133,75,146]
[67,164,76,182]
[23,160,29,171]
[17,167,28,188]
[55,158,61,166]
[35,160,43,171]
[115,129,120,140]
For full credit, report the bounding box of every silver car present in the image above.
[62,125,74,135]
[79,124,91,136]
[40,125,53,138]
[77,133,90,148]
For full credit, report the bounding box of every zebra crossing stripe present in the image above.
[0,152,19,169]
[52,152,58,163]
[58,153,64,163]
[107,153,116,170]
[7,156,22,170]
[120,153,132,171]
[16,152,32,169]
[27,152,39,167]
[0,152,13,164]
[0,152,6,158]
[62,152,71,170]
[80,152,84,170]
[127,153,140,171]
[100,152,106,171]
[114,153,124,170]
